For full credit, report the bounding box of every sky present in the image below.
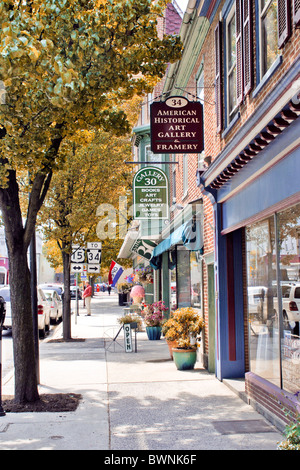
[176,0,189,13]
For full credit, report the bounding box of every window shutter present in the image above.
[278,0,291,49]
[243,0,253,95]
[215,21,223,133]
[236,0,244,105]
[293,0,300,25]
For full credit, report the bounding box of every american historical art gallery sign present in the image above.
[150,96,203,154]
[133,167,169,220]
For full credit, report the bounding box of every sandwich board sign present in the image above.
[124,324,133,353]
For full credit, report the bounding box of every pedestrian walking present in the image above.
[83,282,92,316]
[107,285,112,295]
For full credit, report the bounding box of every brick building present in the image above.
[119,0,300,430]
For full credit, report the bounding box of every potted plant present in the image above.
[143,301,168,340]
[134,266,154,285]
[162,320,179,359]
[117,282,133,306]
[117,313,142,331]
[164,307,204,370]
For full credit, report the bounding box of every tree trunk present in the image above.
[8,245,39,403]
[0,169,40,404]
[62,246,72,340]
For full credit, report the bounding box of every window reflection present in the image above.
[246,217,280,387]
[278,203,300,394]
[260,0,279,76]
[191,252,202,310]
[246,204,300,394]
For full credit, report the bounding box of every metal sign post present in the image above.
[0,297,6,417]
[75,272,78,325]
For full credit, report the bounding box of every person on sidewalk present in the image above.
[107,285,111,295]
[83,282,92,316]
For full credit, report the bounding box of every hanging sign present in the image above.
[133,167,169,220]
[130,239,157,260]
[150,96,203,154]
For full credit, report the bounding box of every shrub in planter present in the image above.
[163,307,204,368]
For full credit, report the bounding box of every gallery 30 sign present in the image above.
[133,167,169,220]
[150,96,203,154]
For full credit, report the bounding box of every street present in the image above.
[1,300,78,384]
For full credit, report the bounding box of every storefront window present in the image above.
[170,265,177,312]
[246,205,300,394]
[246,216,280,387]
[191,252,202,310]
[278,203,300,394]
[177,248,191,308]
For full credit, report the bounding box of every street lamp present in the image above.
[0,296,6,417]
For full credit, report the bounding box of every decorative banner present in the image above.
[150,96,203,154]
[130,239,157,260]
[108,260,124,287]
[133,167,169,220]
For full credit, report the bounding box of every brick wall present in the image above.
[245,372,299,430]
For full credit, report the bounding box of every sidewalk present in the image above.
[0,293,283,451]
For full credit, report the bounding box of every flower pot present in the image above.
[172,348,197,370]
[166,340,178,359]
[118,292,128,306]
[146,326,162,340]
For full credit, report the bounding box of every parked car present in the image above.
[0,286,50,337]
[281,283,300,325]
[0,286,11,330]
[37,288,51,338]
[248,283,300,327]
[39,283,64,298]
[42,288,63,324]
[70,286,82,299]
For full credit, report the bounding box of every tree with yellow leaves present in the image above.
[0,0,182,404]
[40,122,136,340]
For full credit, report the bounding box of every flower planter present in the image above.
[146,326,162,340]
[166,340,178,359]
[118,292,128,306]
[172,348,197,370]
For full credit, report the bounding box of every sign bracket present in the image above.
[125,161,178,165]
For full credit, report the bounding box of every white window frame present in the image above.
[259,0,279,79]
[226,4,238,124]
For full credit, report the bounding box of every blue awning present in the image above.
[150,220,203,269]
[152,225,184,258]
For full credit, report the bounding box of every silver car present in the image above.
[42,289,63,324]
[0,286,51,338]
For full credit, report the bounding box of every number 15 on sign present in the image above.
[71,246,85,263]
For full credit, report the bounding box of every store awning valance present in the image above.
[150,219,203,269]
